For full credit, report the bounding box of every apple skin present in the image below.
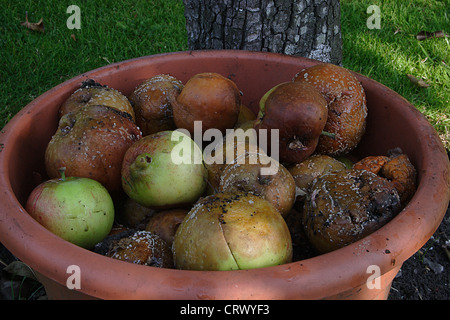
[121,130,207,208]
[172,192,292,271]
[293,63,367,156]
[26,176,114,249]
[129,74,183,136]
[219,155,296,217]
[45,105,142,195]
[59,80,136,122]
[145,208,188,246]
[172,72,241,136]
[254,81,328,164]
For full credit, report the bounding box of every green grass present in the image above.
[1,0,449,149]
[341,0,450,149]
[0,0,188,127]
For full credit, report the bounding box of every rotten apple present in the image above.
[254,81,328,164]
[172,192,292,271]
[219,153,296,217]
[145,208,188,246]
[302,169,401,253]
[129,74,183,136]
[116,197,157,228]
[172,72,241,136]
[288,154,347,202]
[203,128,262,195]
[45,105,142,195]
[59,79,135,122]
[97,229,174,268]
[294,63,367,156]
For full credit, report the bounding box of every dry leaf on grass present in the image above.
[407,74,430,88]
[21,12,45,33]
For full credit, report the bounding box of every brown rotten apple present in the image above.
[172,72,241,136]
[145,208,188,246]
[203,128,263,195]
[294,63,367,156]
[219,152,296,217]
[288,154,347,202]
[302,169,401,253]
[45,105,142,194]
[59,79,135,122]
[254,81,328,164]
[116,197,157,228]
[95,229,174,268]
[129,74,183,136]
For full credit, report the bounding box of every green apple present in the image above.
[172,192,293,270]
[25,169,114,249]
[121,130,207,208]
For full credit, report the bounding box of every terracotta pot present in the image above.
[0,50,448,300]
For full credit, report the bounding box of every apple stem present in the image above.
[59,167,66,181]
[321,131,336,139]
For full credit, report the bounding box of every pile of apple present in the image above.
[26,63,412,270]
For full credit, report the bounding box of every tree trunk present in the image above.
[183,0,342,65]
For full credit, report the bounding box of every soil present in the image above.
[388,203,449,300]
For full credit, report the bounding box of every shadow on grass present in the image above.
[341,25,449,149]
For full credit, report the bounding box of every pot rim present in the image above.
[0,50,448,299]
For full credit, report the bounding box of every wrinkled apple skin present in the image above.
[45,105,142,195]
[294,63,367,156]
[26,176,114,249]
[173,192,292,271]
[129,74,183,136]
[59,84,135,122]
[254,81,328,164]
[121,130,207,208]
[219,156,296,217]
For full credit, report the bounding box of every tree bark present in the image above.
[183,0,342,65]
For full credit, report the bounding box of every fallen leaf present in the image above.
[71,33,77,41]
[21,12,45,33]
[416,30,447,41]
[2,261,37,281]
[407,74,430,88]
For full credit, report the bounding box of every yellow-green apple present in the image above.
[121,130,207,208]
[26,169,114,249]
[172,192,292,270]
